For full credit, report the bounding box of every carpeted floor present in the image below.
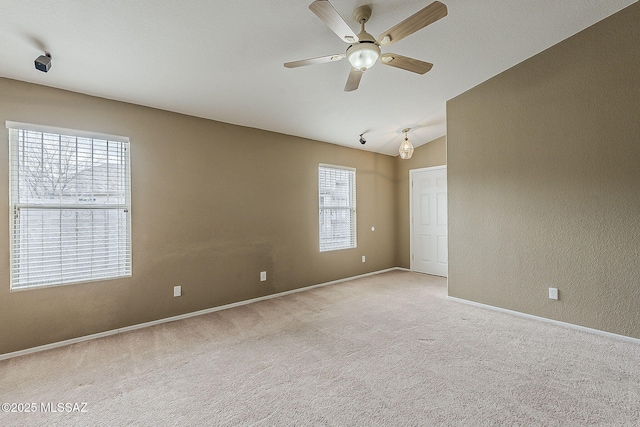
[1,271,639,426]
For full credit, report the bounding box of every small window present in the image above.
[7,122,132,290]
[318,164,356,252]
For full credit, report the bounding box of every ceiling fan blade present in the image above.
[344,68,363,92]
[284,54,345,68]
[380,54,433,74]
[377,1,447,46]
[309,0,359,43]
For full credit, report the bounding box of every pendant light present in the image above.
[399,128,414,159]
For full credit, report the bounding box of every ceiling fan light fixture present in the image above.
[347,43,380,71]
[399,128,414,159]
[288,0,448,90]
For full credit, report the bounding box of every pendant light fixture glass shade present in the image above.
[399,128,414,159]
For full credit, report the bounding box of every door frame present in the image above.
[409,165,447,273]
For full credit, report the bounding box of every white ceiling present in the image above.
[0,0,636,156]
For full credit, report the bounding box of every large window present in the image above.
[7,122,131,290]
[318,164,356,252]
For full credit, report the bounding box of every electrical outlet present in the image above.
[362,255,366,263]
[260,271,267,282]
[548,287,558,300]
[173,286,181,297]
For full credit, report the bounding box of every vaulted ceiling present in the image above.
[1,0,636,155]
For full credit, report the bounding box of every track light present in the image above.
[35,53,52,73]
[359,133,366,145]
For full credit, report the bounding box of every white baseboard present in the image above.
[447,296,640,345]
[0,267,402,361]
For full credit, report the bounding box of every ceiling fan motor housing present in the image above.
[347,6,380,71]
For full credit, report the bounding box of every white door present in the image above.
[411,166,447,277]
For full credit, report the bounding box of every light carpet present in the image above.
[1,271,639,426]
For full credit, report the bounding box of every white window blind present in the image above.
[319,164,356,252]
[7,122,131,290]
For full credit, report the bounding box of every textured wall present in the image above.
[0,78,397,354]
[447,3,640,337]
[395,136,447,268]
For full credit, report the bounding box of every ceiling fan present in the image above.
[284,0,448,91]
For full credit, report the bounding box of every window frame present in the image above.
[318,163,357,252]
[6,121,132,291]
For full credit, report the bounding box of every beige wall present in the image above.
[447,3,640,337]
[395,137,447,268]
[7,2,636,354]
[0,78,398,354]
